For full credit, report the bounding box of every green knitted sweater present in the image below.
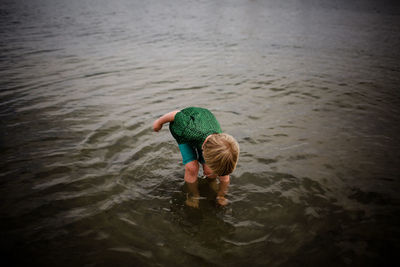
[169,107,222,149]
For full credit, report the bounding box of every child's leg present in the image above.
[185,160,200,208]
[177,144,201,207]
[202,163,219,193]
[202,164,217,179]
[184,160,200,183]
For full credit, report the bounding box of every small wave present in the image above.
[169,85,208,91]
[222,234,270,246]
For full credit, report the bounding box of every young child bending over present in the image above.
[153,107,239,207]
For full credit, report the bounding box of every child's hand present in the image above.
[153,119,162,132]
[216,196,228,206]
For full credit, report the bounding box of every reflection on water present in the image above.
[1,0,400,266]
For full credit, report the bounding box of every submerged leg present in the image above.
[184,160,200,208]
[202,163,218,192]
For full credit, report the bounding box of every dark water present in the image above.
[1,0,400,266]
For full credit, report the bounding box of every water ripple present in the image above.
[1,0,400,266]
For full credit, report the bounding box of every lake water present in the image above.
[1,0,400,266]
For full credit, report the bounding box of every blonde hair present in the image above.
[203,133,239,176]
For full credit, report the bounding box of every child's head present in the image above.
[203,133,240,176]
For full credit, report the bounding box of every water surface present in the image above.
[1,0,400,266]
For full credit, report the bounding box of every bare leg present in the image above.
[202,163,217,179]
[202,163,218,192]
[217,175,230,206]
[184,161,200,208]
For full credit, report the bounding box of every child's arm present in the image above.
[217,175,230,206]
[153,110,179,132]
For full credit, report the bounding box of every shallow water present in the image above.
[1,0,400,266]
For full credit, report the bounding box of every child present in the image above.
[153,107,239,207]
